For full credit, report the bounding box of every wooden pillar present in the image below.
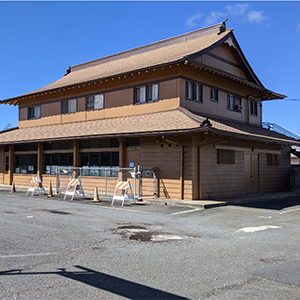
[119,138,126,180]
[191,145,199,200]
[37,143,43,179]
[199,146,202,199]
[73,140,80,167]
[180,145,184,200]
[8,145,14,185]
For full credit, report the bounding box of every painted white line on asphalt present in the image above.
[236,225,281,233]
[279,207,300,214]
[1,252,57,258]
[170,208,202,216]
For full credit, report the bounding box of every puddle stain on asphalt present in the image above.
[116,224,190,242]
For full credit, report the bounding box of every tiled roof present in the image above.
[0,107,298,146]
[210,118,299,145]
[0,109,202,144]
[1,22,231,104]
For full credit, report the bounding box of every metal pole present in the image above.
[56,166,60,193]
[105,168,107,197]
[133,166,136,199]
[153,167,157,198]
[137,165,142,201]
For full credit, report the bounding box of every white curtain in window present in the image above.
[69,99,77,113]
[94,94,104,109]
[140,86,146,103]
[152,84,158,101]
[35,106,41,118]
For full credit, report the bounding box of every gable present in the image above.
[188,34,263,87]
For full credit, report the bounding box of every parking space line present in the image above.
[1,252,57,258]
[170,208,202,216]
[279,207,300,214]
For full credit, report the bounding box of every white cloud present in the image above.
[297,23,300,33]
[186,13,202,27]
[246,10,266,24]
[188,3,267,28]
[224,3,250,17]
[205,11,226,26]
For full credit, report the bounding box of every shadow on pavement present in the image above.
[0,265,189,300]
[230,197,300,211]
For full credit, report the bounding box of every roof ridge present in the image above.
[70,21,228,73]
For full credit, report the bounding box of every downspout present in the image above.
[162,136,184,200]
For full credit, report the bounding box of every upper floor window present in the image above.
[135,83,158,104]
[28,105,41,119]
[249,100,258,116]
[61,99,77,114]
[210,88,218,102]
[186,81,202,102]
[86,94,104,111]
[227,94,242,112]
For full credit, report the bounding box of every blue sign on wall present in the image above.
[129,161,135,168]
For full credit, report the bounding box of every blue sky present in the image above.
[1,1,300,135]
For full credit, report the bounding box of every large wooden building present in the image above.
[0,21,298,200]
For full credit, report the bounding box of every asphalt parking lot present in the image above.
[1,190,300,299]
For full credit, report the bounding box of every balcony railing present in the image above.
[262,122,300,141]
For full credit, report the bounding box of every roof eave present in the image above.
[184,58,286,100]
[207,127,300,146]
[0,59,187,106]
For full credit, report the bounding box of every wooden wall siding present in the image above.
[80,176,118,195]
[12,174,35,187]
[0,146,4,184]
[4,174,9,185]
[183,146,199,200]
[200,145,244,199]
[259,148,291,193]
[141,178,157,197]
[140,138,181,199]
[18,75,180,129]
[42,175,57,192]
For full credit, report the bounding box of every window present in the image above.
[135,83,158,104]
[80,152,119,177]
[267,154,279,166]
[79,138,119,149]
[186,81,202,102]
[86,94,104,110]
[126,137,140,147]
[43,153,73,174]
[5,156,9,172]
[43,141,73,150]
[28,106,41,119]
[249,100,258,116]
[210,88,218,102]
[218,149,235,164]
[14,154,37,174]
[61,99,77,114]
[227,94,242,112]
[14,143,38,152]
